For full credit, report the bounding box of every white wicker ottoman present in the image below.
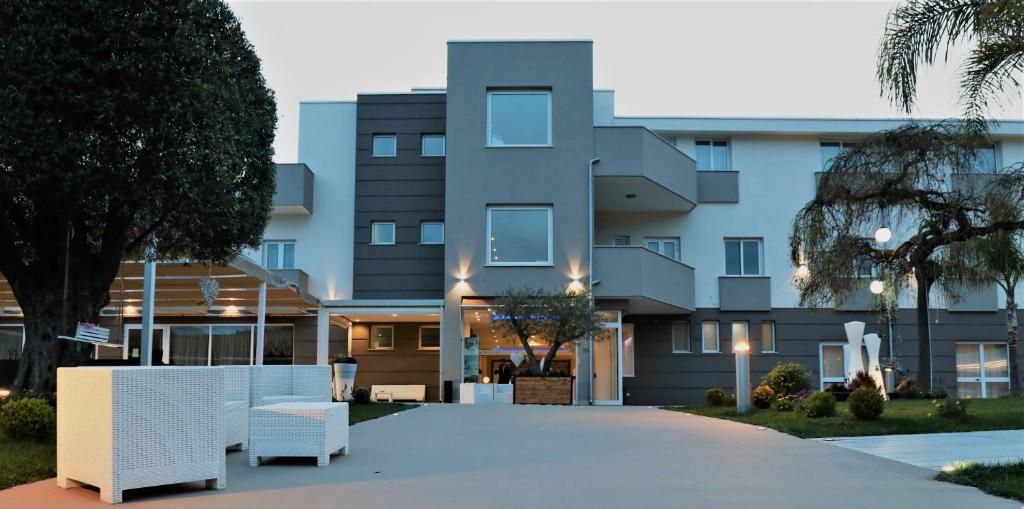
[56,367,226,504]
[249,402,349,467]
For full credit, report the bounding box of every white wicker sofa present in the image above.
[249,365,332,407]
[223,366,250,450]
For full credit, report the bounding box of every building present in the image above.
[1,40,1021,404]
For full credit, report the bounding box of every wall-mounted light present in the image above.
[874,227,892,243]
[869,280,885,295]
[124,305,138,316]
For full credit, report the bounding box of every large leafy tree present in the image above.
[0,0,277,393]
[790,123,1024,389]
[495,287,604,375]
[878,0,1024,120]
[940,197,1024,393]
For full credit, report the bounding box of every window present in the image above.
[645,237,680,261]
[820,141,857,170]
[419,325,440,350]
[372,134,397,157]
[853,253,874,278]
[671,321,690,353]
[486,206,553,265]
[731,322,749,350]
[263,241,295,270]
[956,342,1010,398]
[761,321,776,353]
[623,323,635,377]
[169,326,211,366]
[0,326,24,360]
[210,325,252,365]
[695,140,730,171]
[725,238,763,276]
[968,146,997,173]
[819,342,847,389]
[370,325,394,350]
[421,134,445,157]
[487,91,551,146]
[371,222,396,245]
[701,321,720,353]
[420,222,444,244]
[613,236,631,247]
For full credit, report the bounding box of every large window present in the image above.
[372,134,397,157]
[645,237,680,261]
[820,141,857,170]
[731,321,749,350]
[486,206,553,265]
[370,325,394,351]
[420,222,444,244]
[819,343,847,389]
[371,222,396,245]
[487,91,551,146]
[421,134,445,157]
[671,321,690,353]
[701,321,720,353]
[169,326,211,366]
[968,146,997,173]
[263,241,295,270]
[210,326,252,365]
[695,140,730,171]
[0,326,23,360]
[262,326,294,365]
[761,321,776,353]
[418,325,440,350]
[956,342,1010,398]
[725,238,763,276]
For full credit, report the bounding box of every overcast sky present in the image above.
[229,1,1023,163]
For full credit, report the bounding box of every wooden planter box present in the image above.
[513,376,573,405]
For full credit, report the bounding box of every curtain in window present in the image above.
[170,326,209,365]
[0,327,22,360]
[211,326,252,365]
[262,326,294,365]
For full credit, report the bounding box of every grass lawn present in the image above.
[937,461,1024,502]
[665,398,1024,439]
[0,402,416,491]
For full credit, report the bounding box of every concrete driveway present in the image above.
[0,404,1016,508]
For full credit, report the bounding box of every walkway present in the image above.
[814,429,1024,469]
[0,405,1017,508]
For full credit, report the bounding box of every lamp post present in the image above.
[734,340,751,414]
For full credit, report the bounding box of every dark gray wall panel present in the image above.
[696,171,739,203]
[718,276,772,311]
[354,93,446,299]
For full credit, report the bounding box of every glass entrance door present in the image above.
[593,312,622,405]
[956,342,1010,398]
[123,325,170,364]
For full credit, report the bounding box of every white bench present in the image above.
[370,384,426,402]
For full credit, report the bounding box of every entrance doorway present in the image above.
[593,312,622,405]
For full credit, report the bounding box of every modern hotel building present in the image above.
[2,40,1022,404]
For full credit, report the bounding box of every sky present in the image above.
[229,0,1024,163]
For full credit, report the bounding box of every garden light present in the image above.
[874,227,892,243]
[869,280,885,294]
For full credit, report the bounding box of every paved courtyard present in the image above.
[0,404,1017,508]
[814,429,1024,469]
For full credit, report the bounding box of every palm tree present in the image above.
[877,0,1024,120]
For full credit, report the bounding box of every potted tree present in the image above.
[330,354,357,401]
[494,287,603,405]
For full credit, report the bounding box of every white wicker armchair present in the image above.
[250,365,332,406]
[57,367,226,504]
[223,366,250,450]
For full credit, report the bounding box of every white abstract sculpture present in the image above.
[843,321,888,399]
[863,333,888,399]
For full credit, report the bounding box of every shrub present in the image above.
[802,391,837,418]
[705,387,727,406]
[751,385,775,409]
[846,370,877,391]
[823,382,851,401]
[926,387,949,400]
[895,377,917,391]
[848,388,885,420]
[723,394,737,407]
[0,397,55,440]
[330,354,357,364]
[761,362,812,397]
[772,397,796,412]
[352,388,371,404]
[930,398,970,420]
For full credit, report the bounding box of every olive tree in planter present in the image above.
[494,287,603,405]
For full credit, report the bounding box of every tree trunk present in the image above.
[1006,290,1020,394]
[516,334,541,374]
[914,268,933,390]
[540,342,562,375]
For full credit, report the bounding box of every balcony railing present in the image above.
[272,163,315,215]
[592,246,695,313]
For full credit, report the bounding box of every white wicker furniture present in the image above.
[249,365,331,406]
[223,366,250,450]
[248,402,349,467]
[56,367,226,504]
[370,384,426,402]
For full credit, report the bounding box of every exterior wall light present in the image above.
[874,227,892,243]
[869,280,885,295]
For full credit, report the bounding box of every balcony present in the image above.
[593,127,697,212]
[718,277,771,311]
[273,163,315,215]
[270,268,310,295]
[697,171,739,203]
[592,246,695,313]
